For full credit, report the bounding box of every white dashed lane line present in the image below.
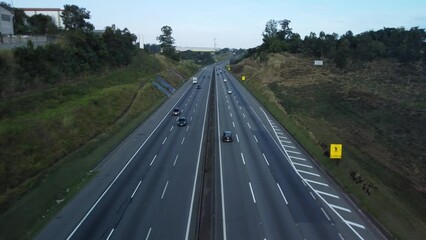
[169,126,174,132]
[162,137,167,145]
[150,155,157,166]
[173,154,179,166]
[161,181,169,199]
[236,134,240,143]
[240,152,246,165]
[131,181,142,199]
[232,122,235,128]
[181,137,185,145]
[247,122,252,129]
[262,153,270,166]
[248,182,256,203]
[276,183,288,204]
[253,134,258,143]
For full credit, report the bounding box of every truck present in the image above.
[192,77,198,84]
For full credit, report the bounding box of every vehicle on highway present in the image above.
[192,77,198,84]
[224,79,227,82]
[197,85,201,89]
[222,131,233,142]
[172,108,181,116]
[227,90,232,94]
[177,117,187,126]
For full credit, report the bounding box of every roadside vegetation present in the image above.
[0,4,200,239]
[231,19,425,239]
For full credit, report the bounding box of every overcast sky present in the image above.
[10,0,426,49]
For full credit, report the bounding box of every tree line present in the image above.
[0,4,137,96]
[247,19,426,69]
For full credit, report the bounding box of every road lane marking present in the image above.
[190,116,193,121]
[247,122,251,129]
[330,204,351,213]
[283,144,295,148]
[150,155,157,166]
[173,154,179,166]
[304,179,329,187]
[315,190,340,199]
[162,137,167,145]
[345,220,365,229]
[181,137,185,145]
[161,181,169,199]
[281,140,292,144]
[243,113,246,118]
[236,134,240,143]
[310,192,316,200]
[131,181,142,198]
[293,162,312,168]
[239,106,241,110]
[321,207,331,221]
[145,227,152,240]
[228,105,230,109]
[106,228,114,240]
[297,169,320,177]
[186,125,190,132]
[230,112,233,118]
[232,121,235,128]
[170,126,174,132]
[193,109,196,113]
[249,182,256,203]
[338,233,344,240]
[276,183,288,204]
[240,152,246,165]
[262,153,270,166]
[289,156,306,161]
[286,150,301,154]
[253,134,258,143]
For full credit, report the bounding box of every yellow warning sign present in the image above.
[241,75,246,81]
[330,144,342,159]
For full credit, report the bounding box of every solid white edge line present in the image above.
[131,180,142,199]
[145,227,152,240]
[184,70,212,240]
[276,183,288,204]
[161,181,169,199]
[248,182,256,203]
[66,82,193,240]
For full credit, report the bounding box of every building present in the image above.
[0,5,14,35]
[22,8,63,28]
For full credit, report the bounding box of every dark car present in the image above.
[172,108,180,116]
[222,131,233,142]
[177,117,187,127]
[197,85,201,89]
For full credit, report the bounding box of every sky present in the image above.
[9,0,426,49]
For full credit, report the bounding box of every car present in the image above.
[197,85,201,89]
[172,108,181,116]
[224,79,227,82]
[177,117,187,127]
[222,131,233,142]
[227,90,232,94]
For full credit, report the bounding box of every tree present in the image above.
[61,4,94,32]
[278,19,293,41]
[27,14,58,34]
[156,25,178,60]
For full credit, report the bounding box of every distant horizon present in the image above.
[10,0,426,49]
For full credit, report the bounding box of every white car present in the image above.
[227,90,232,94]
[224,79,227,82]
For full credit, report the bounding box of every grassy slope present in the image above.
[231,53,425,239]
[0,51,199,239]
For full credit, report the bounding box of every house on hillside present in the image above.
[0,5,14,36]
[22,8,63,28]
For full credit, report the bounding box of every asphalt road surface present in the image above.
[36,64,386,240]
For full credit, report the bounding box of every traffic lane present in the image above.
[216,93,265,239]
[108,76,211,239]
[70,73,208,239]
[223,95,304,239]
[223,75,342,239]
[224,70,381,239]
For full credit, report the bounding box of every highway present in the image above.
[36,64,386,240]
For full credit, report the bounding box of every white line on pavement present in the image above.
[249,182,256,203]
[304,179,329,187]
[330,204,352,213]
[276,183,288,204]
[145,227,152,240]
[131,181,142,198]
[181,137,185,145]
[321,207,331,221]
[293,162,312,168]
[315,190,340,199]
[253,134,258,143]
[162,137,167,145]
[236,134,240,143]
[150,155,157,166]
[240,152,246,165]
[262,153,270,166]
[173,154,179,166]
[161,181,169,199]
[297,169,320,177]
[106,228,114,240]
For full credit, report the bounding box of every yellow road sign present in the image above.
[241,75,246,81]
[330,144,342,159]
